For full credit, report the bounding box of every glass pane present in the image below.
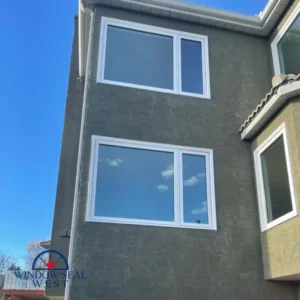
[181,39,203,94]
[104,25,174,90]
[182,154,208,224]
[261,136,293,223]
[278,14,300,74]
[94,144,174,221]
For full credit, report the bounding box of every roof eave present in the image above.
[79,0,84,77]
[79,2,94,77]
[40,240,52,250]
[78,0,291,77]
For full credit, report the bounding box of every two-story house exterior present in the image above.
[47,0,300,299]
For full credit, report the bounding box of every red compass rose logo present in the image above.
[32,250,69,271]
[45,260,56,269]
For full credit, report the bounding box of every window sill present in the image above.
[97,79,211,100]
[86,216,217,231]
[261,210,298,232]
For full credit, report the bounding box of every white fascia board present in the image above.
[259,0,281,21]
[90,0,290,29]
[79,3,94,77]
[130,0,260,23]
[241,81,300,140]
[117,0,261,31]
[79,0,291,77]
[78,0,83,77]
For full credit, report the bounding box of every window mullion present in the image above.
[202,40,207,97]
[173,35,180,93]
[205,153,212,227]
[174,150,182,225]
[179,151,183,226]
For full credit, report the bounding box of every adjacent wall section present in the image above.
[252,100,300,280]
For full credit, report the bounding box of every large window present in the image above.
[271,3,300,75]
[87,136,216,230]
[254,123,297,231]
[98,17,210,99]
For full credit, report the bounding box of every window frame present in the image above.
[271,2,300,75]
[253,123,298,232]
[98,17,211,99]
[86,135,217,230]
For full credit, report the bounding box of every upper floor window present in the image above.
[271,3,300,75]
[86,136,217,230]
[253,123,297,231]
[98,17,211,99]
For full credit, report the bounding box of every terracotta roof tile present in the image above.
[239,74,300,133]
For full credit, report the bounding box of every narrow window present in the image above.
[87,136,216,230]
[181,39,203,95]
[182,154,208,225]
[99,17,210,98]
[261,136,293,222]
[277,14,300,74]
[271,4,300,75]
[254,124,297,231]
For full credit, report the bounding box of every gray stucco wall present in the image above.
[68,6,298,300]
[46,16,84,298]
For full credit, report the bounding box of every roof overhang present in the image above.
[78,0,292,77]
[40,240,51,250]
[240,80,300,140]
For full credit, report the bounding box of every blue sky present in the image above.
[0,0,77,266]
[0,0,267,267]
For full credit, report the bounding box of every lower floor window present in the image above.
[87,136,217,230]
[254,123,297,231]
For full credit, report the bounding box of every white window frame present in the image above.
[271,2,300,75]
[86,136,217,230]
[98,17,211,99]
[253,123,298,232]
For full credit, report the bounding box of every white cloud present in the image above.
[191,202,207,215]
[183,173,206,187]
[156,184,169,193]
[161,164,174,179]
[183,176,199,186]
[105,158,123,167]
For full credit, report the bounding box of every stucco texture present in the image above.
[252,99,300,281]
[67,5,298,300]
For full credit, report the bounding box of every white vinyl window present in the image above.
[86,136,217,230]
[271,2,300,75]
[98,17,211,99]
[253,123,298,231]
